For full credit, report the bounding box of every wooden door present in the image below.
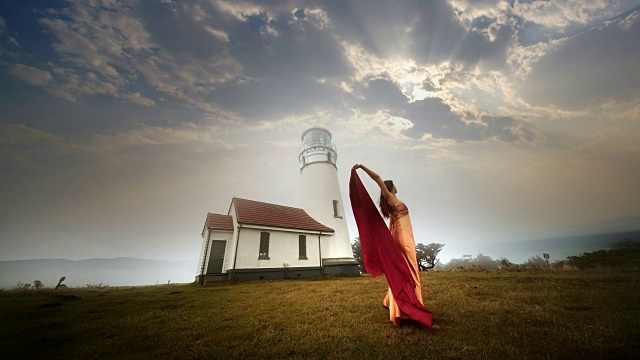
[207,240,226,274]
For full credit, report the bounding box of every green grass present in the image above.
[1,270,639,359]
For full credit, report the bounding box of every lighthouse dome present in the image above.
[299,127,337,170]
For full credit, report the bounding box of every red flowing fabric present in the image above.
[349,169,433,329]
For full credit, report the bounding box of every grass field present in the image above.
[1,269,639,359]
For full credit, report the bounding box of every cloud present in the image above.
[356,78,409,110]
[34,0,240,111]
[323,1,520,68]
[342,69,537,143]
[91,124,222,149]
[520,10,640,110]
[452,0,638,37]
[0,123,94,174]
[207,7,353,120]
[9,65,156,106]
[121,92,156,107]
[2,0,636,146]
[344,109,414,141]
[618,9,640,29]
[511,0,616,31]
[213,0,267,22]
[0,123,60,146]
[340,41,445,102]
[9,64,52,86]
[0,120,253,205]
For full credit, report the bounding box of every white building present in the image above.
[197,128,359,283]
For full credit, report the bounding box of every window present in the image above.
[259,232,270,259]
[327,153,332,163]
[299,235,307,260]
[333,200,342,218]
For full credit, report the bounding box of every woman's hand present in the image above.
[352,164,362,170]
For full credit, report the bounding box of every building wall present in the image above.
[196,229,209,275]
[301,162,353,259]
[228,266,323,281]
[234,227,324,269]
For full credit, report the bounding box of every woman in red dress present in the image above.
[351,164,430,327]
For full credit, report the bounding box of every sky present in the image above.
[1,0,639,264]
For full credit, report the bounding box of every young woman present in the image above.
[351,164,425,326]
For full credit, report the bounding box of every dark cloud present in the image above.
[232,11,352,79]
[211,7,354,120]
[318,0,514,66]
[400,98,474,140]
[456,22,515,68]
[521,10,640,109]
[212,77,341,120]
[355,77,408,110]
[347,79,464,140]
[0,72,204,138]
[400,99,532,142]
[319,0,467,63]
[405,2,484,64]
[316,0,423,58]
[479,115,523,142]
[134,1,228,60]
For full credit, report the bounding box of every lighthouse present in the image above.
[196,127,360,284]
[299,127,359,274]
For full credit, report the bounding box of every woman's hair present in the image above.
[379,180,394,219]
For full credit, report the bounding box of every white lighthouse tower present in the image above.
[299,127,359,274]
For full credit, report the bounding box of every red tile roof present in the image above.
[232,197,334,233]
[205,213,234,231]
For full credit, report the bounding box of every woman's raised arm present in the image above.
[352,164,396,206]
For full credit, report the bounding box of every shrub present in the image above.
[444,253,506,270]
[13,282,32,290]
[525,255,548,269]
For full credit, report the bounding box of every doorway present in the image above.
[207,240,226,274]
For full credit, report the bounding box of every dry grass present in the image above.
[1,270,639,359]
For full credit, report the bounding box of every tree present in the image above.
[415,243,445,271]
[352,237,365,273]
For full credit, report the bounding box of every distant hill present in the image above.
[0,258,197,289]
[444,230,640,264]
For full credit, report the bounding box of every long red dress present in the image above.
[382,198,425,324]
[349,170,433,328]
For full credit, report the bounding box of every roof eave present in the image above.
[237,221,334,233]
[208,227,234,232]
